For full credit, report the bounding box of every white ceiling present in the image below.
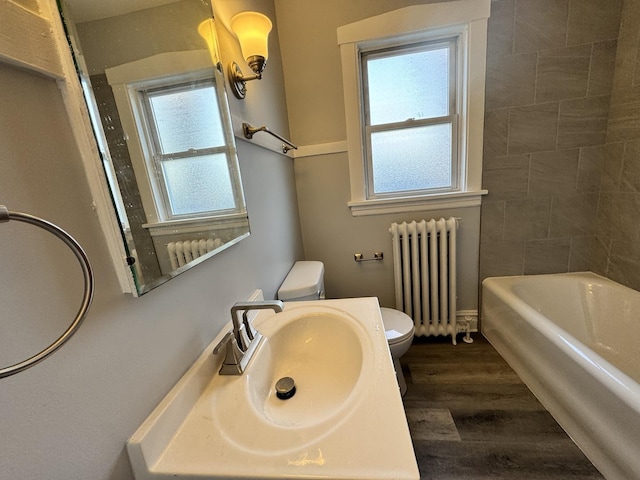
[64,0,180,23]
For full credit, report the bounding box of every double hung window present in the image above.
[362,38,458,198]
[338,1,490,216]
[139,79,238,220]
[106,51,245,227]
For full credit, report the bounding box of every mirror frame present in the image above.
[57,0,250,296]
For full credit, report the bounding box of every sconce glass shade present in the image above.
[197,18,221,68]
[230,12,272,74]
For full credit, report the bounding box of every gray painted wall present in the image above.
[0,1,302,479]
[5,0,640,478]
[294,153,481,310]
[276,0,482,312]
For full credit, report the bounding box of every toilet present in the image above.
[277,261,415,396]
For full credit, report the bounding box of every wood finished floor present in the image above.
[400,335,604,480]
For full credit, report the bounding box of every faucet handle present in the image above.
[213,331,245,374]
[213,331,234,355]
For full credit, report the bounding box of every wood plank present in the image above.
[411,440,604,480]
[0,0,63,79]
[403,383,546,411]
[401,335,604,479]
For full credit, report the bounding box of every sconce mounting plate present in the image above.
[228,61,247,99]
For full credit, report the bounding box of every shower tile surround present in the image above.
[479,0,640,285]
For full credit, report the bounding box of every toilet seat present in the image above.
[380,307,414,345]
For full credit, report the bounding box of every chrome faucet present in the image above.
[213,300,284,375]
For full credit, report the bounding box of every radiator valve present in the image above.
[460,316,474,344]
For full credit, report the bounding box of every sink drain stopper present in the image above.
[275,376,296,400]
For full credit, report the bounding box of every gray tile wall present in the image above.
[480,0,622,281]
[91,73,162,283]
[597,0,640,290]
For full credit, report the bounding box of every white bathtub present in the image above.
[482,272,640,480]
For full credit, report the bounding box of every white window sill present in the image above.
[347,190,487,216]
[142,213,249,236]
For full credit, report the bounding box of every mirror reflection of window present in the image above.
[58,0,251,295]
[139,79,239,219]
[105,50,246,228]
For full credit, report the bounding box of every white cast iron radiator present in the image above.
[390,218,459,344]
[167,238,223,270]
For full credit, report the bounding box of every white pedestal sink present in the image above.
[127,295,419,479]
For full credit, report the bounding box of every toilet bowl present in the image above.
[277,261,414,396]
[380,307,414,396]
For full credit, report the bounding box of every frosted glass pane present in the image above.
[150,85,225,153]
[371,124,452,194]
[162,154,235,215]
[367,47,449,125]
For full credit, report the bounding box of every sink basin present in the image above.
[127,295,419,480]
[248,308,366,428]
[212,307,368,455]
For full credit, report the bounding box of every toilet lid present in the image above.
[277,261,324,300]
[380,307,415,344]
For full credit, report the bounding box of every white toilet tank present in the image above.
[277,261,325,301]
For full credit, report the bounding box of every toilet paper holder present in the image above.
[354,252,384,262]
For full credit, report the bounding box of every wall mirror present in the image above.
[59,0,250,296]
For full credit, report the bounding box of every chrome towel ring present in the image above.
[0,205,94,378]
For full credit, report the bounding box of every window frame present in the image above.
[361,37,460,199]
[337,0,490,216]
[137,78,241,221]
[106,50,246,227]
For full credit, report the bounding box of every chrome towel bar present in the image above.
[242,122,298,154]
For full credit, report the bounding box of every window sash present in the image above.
[142,79,226,153]
[364,115,459,198]
[158,153,237,216]
[138,80,241,220]
[361,37,459,200]
[362,38,457,124]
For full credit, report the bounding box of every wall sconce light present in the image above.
[227,12,272,99]
[198,18,222,69]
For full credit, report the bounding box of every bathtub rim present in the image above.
[481,271,640,480]
[481,271,640,411]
